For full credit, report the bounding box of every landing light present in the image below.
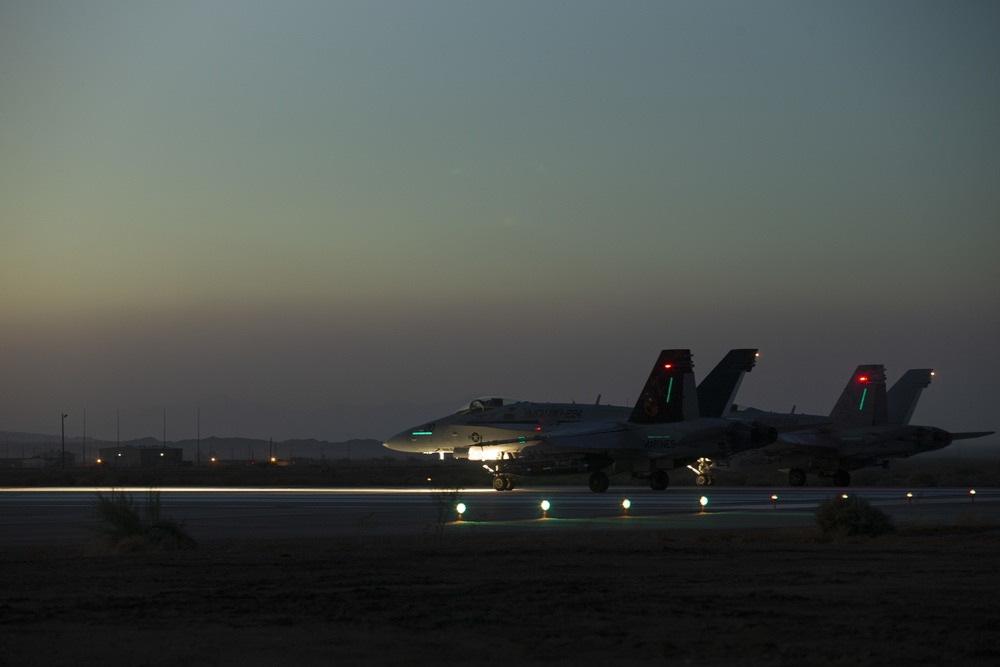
[907,492,914,505]
[771,494,778,509]
[841,494,849,499]
[970,489,977,502]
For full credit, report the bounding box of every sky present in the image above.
[2,1,999,443]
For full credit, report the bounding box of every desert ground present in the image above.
[3,522,1000,667]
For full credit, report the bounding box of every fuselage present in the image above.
[720,423,955,474]
[382,397,631,460]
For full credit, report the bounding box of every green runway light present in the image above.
[622,499,631,511]
[540,500,551,512]
[456,503,466,515]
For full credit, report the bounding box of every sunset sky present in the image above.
[2,1,998,442]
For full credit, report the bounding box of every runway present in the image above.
[1,486,996,547]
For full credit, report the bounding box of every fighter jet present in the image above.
[714,365,994,487]
[383,349,775,492]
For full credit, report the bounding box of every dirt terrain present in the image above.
[3,525,999,667]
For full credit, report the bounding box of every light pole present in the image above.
[61,413,68,469]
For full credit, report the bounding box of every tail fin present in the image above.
[696,348,758,418]
[629,349,699,424]
[886,369,933,425]
[828,364,888,427]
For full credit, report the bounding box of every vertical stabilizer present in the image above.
[697,348,758,418]
[887,369,933,425]
[629,349,699,424]
[828,364,887,427]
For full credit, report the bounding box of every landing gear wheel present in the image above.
[707,475,715,486]
[588,471,610,493]
[492,475,507,491]
[649,469,669,491]
[504,477,516,491]
[788,468,807,487]
[832,469,851,487]
[696,474,709,486]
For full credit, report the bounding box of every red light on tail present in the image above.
[664,364,672,370]
[858,375,868,383]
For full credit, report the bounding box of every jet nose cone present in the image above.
[383,429,414,452]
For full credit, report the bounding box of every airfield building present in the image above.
[98,445,183,468]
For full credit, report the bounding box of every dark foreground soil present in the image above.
[2,526,1000,667]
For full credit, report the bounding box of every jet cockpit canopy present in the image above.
[454,397,524,415]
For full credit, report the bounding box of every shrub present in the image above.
[91,489,196,552]
[814,494,895,537]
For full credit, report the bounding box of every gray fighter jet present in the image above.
[714,366,994,487]
[383,349,774,492]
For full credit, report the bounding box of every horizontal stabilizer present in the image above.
[949,431,995,441]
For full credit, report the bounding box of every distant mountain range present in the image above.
[0,432,409,462]
[0,397,469,462]
[1,396,460,448]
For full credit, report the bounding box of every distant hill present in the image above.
[0,432,410,462]
[0,397,459,445]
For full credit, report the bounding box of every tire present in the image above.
[588,471,609,493]
[696,474,709,486]
[789,468,807,487]
[649,469,669,491]
[493,476,507,491]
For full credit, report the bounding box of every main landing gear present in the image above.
[788,468,807,486]
[492,475,516,491]
[649,469,669,491]
[588,471,609,493]
[832,469,851,487]
[787,468,852,487]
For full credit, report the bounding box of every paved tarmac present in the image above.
[1,485,997,546]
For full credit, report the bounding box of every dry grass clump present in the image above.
[814,494,895,537]
[87,489,196,554]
